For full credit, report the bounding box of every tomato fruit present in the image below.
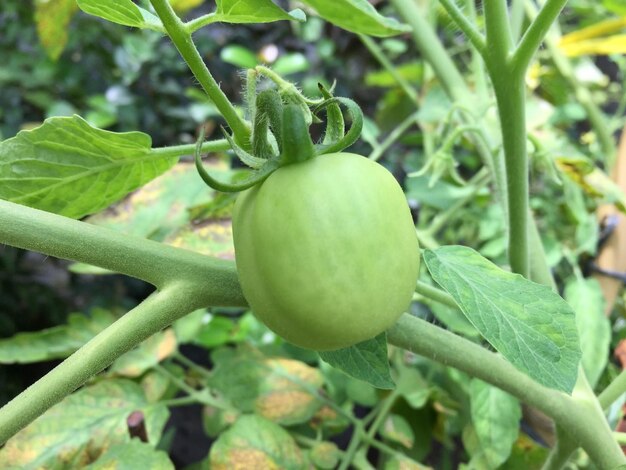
[232,153,420,351]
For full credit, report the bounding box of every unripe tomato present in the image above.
[232,153,420,351]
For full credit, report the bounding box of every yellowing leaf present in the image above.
[560,16,626,45]
[35,0,78,60]
[559,16,626,56]
[169,0,204,14]
[560,35,626,57]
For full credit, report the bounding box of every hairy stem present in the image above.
[0,200,244,302]
[151,139,231,158]
[149,0,250,147]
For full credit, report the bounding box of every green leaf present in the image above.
[209,415,304,469]
[0,116,177,219]
[86,440,174,470]
[34,0,78,60]
[423,246,581,393]
[0,380,169,468]
[564,278,611,387]
[210,0,306,24]
[220,45,259,69]
[466,379,521,468]
[0,309,115,364]
[318,333,394,389]
[299,0,411,37]
[77,0,163,31]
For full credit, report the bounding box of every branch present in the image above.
[511,0,568,73]
[0,199,245,305]
[149,0,251,147]
[599,369,626,410]
[387,314,626,467]
[438,0,487,57]
[0,286,213,445]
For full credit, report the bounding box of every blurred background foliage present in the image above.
[1,0,626,468]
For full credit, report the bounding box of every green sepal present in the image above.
[279,104,315,165]
[314,97,363,155]
[221,126,267,169]
[195,128,279,192]
[318,83,344,145]
[253,89,283,158]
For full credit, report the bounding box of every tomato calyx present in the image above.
[195,75,363,193]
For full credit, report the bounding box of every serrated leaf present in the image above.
[0,309,115,364]
[110,329,177,377]
[423,246,581,393]
[85,439,174,470]
[34,0,78,60]
[77,0,163,31]
[564,278,611,387]
[0,380,169,468]
[208,0,305,24]
[0,116,177,219]
[467,379,521,469]
[209,415,304,469]
[319,333,394,389]
[299,0,411,37]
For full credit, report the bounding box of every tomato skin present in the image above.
[232,153,420,351]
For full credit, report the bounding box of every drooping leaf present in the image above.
[564,278,611,387]
[85,439,174,470]
[0,309,115,364]
[209,415,304,469]
[318,333,394,389]
[299,0,411,37]
[466,379,521,469]
[34,0,78,60]
[77,0,163,31]
[0,380,169,468]
[0,116,177,219]
[423,246,581,393]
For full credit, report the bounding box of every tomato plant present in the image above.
[233,152,420,350]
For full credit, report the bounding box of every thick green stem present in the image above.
[0,200,244,301]
[0,286,206,445]
[387,314,626,468]
[540,428,577,470]
[512,0,569,74]
[149,0,250,147]
[484,0,514,63]
[599,369,626,410]
[492,76,530,277]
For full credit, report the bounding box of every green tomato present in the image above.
[232,153,420,351]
